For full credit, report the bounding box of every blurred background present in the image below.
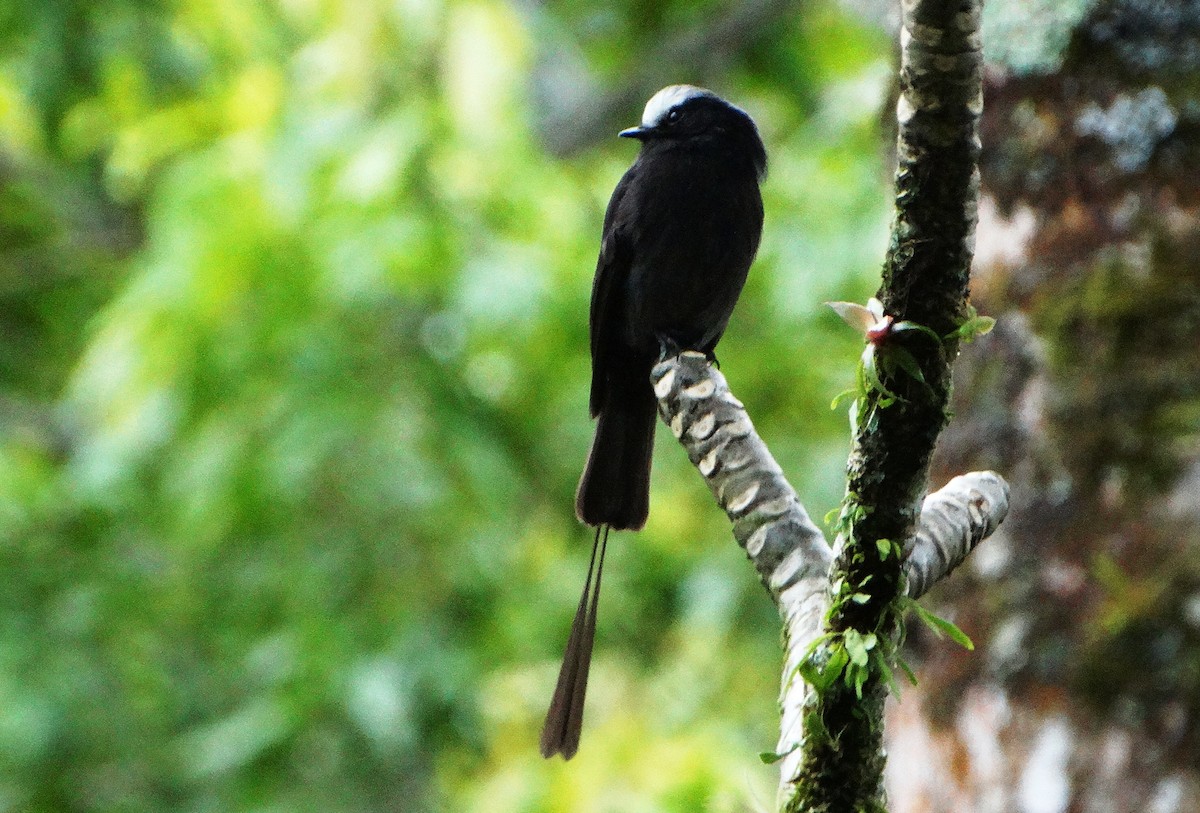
[0,0,1197,811]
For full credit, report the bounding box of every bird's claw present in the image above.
[655,336,720,368]
[656,335,683,362]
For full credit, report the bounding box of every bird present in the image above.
[540,85,767,760]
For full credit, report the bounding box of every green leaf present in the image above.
[795,633,841,691]
[874,649,900,695]
[946,305,997,343]
[876,538,893,559]
[844,630,876,666]
[850,662,867,698]
[898,657,919,686]
[759,742,799,764]
[912,603,975,650]
[883,345,926,385]
[831,388,859,410]
[950,315,996,342]
[891,320,942,344]
[861,346,902,403]
[797,655,821,687]
[857,344,873,390]
[821,645,850,689]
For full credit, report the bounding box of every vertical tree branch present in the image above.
[785,0,983,810]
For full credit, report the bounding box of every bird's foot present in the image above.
[656,335,683,362]
[655,336,720,368]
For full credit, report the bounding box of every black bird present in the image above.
[541,85,767,759]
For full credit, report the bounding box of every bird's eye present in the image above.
[666,109,681,124]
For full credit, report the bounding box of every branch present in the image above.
[651,352,831,598]
[651,354,1008,809]
[905,471,1008,600]
[786,0,985,807]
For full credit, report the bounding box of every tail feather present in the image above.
[574,379,656,531]
[543,366,654,759]
[540,526,608,759]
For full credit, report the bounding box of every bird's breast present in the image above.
[620,153,763,352]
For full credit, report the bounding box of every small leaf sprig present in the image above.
[827,298,995,408]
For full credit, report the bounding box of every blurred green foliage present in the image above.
[0,0,892,810]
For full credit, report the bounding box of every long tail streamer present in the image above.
[540,525,609,759]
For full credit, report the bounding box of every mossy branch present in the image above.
[789,0,984,808]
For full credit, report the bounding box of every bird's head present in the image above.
[619,85,767,179]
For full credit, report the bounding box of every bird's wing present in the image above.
[588,168,636,417]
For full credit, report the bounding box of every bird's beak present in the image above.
[619,125,651,140]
